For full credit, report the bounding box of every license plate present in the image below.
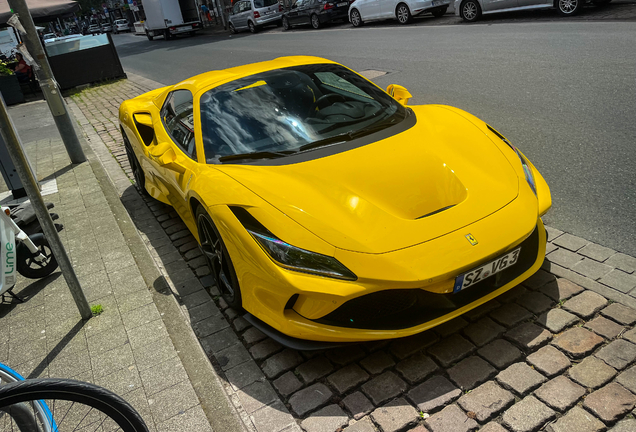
[453,247,521,293]
[337,2,348,5]
[265,10,273,14]
[177,25,192,32]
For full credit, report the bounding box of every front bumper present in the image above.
[412,0,451,14]
[212,189,546,343]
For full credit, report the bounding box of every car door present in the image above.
[230,2,242,28]
[361,0,384,19]
[155,89,200,223]
[288,0,306,24]
[481,0,518,11]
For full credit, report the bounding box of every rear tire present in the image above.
[460,0,481,21]
[350,8,363,26]
[16,233,58,279]
[432,6,447,17]
[311,14,321,29]
[164,29,171,39]
[123,133,149,197]
[557,0,583,14]
[248,20,258,33]
[282,16,291,30]
[396,3,412,24]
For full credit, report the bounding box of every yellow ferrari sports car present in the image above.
[119,56,551,348]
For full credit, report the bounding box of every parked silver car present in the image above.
[455,0,610,21]
[114,19,131,33]
[229,0,283,33]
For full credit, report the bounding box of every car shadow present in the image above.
[117,181,571,421]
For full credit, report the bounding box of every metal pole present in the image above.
[0,95,93,320]
[7,0,86,164]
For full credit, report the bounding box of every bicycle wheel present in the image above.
[0,378,149,432]
[0,363,54,432]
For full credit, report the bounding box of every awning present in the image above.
[0,0,80,25]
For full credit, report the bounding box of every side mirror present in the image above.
[386,84,412,106]
[133,113,153,127]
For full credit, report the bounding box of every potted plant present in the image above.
[0,61,25,105]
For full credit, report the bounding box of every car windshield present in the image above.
[254,0,278,7]
[200,64,407,163]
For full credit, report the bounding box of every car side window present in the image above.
[161,90,197,160]
[233,2,241,13]
[241,1,252,11]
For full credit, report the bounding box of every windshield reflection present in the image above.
[200,64,406,163]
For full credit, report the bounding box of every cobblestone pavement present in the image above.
[0,118,214,431]
[67,74,636,432]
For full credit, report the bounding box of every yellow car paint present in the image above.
[119,56,551,343]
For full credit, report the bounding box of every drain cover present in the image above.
[358,70,387,80]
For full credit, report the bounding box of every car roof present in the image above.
[175,56,338,92]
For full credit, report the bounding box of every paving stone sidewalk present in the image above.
[0,101,235,431]
[65,73,636,432]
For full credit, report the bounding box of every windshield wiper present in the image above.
[218,150,295,163]
[298,113,403,153]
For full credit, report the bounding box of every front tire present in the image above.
[350,9,363,26]
[196,206,242,310]
[432,6,447,17]
[16,233,58,279]
[311,14,321,29]
[282,16,291,30]
[229,22,237,33]
[460,0,481,21]
[557,0,583,15]
[396,3,412,24]
[146,31,153,41]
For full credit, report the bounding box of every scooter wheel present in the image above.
[16,233,58,279]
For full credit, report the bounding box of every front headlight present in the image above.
[487,125,537,196]
[249,231,357,281]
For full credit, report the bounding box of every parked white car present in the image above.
[349,0,450,26]
[455,0,607,21]
[114,19,131,33]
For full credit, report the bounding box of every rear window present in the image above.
[254,0,278,7]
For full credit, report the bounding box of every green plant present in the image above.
[91,304,104,316]
[0,61,14,77]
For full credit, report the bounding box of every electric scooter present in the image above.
[0,204,58,302]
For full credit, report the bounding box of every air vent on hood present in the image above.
[416,205,456,219]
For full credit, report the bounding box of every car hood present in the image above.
[220,105,519,254]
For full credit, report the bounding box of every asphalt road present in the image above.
[112,20,636,256]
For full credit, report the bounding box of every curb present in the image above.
[66,93,247,432]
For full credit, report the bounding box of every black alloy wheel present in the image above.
[196,206,242,309]
[460,0,481,22]
[311,14,321,29]
[123,134,149,196]
[557,0,583,15]
[350,9,363,26]
[431,6,447,17]
[282,16,291,30]
[248,20,258,33]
